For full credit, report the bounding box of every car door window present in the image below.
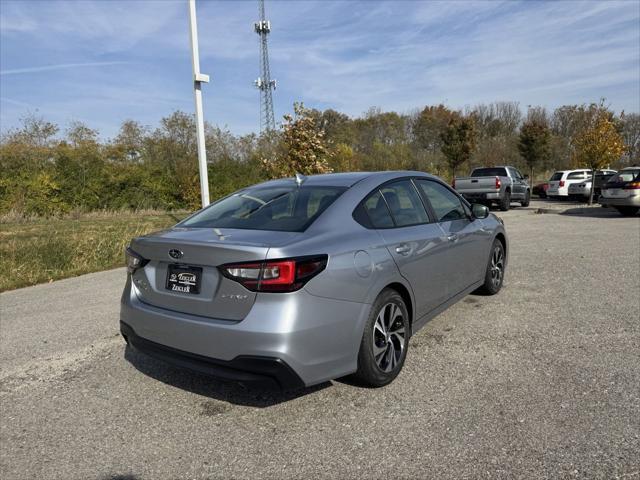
[361,190,394,228]
[379,180,429,227]
[415,180,467,222]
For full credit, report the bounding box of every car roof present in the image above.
[252,171,439,189]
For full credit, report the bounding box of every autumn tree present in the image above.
[620,112,640,165]
[262,102,333,179]
[574,106,626,204]
[440,114,477,178]
[518,118,551,183]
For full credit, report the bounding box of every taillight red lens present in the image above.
[624,181,640,190]
[221,256,328,292]
[495,176,501,189]
[559,180,565,187]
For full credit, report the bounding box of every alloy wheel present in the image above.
[372,302,405,373]
[490,245,504,289]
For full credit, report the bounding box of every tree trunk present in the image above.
[588,168,596,205]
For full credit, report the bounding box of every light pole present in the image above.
[188,0,210,208]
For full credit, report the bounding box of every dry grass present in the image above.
[0,211,189,291]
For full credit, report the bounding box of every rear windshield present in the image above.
[471,168,507,177]
[179,185,347,232]
[607,169,640,183]
[550,172,563,181]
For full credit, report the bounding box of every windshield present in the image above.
[607,169,640,183]
[471,167,507,177]
[179,185,347,232]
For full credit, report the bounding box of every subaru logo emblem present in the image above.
[168,249,183,260]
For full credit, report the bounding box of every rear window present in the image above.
[550,172,563,181]
[567,171,587,180]
[179,185,346,232]
[471,168,507,177]
[608,169,640,183]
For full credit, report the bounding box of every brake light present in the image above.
[220,256,328,292]
[495,176,501,189]
[559,180,565,187]
[624,181,640,190]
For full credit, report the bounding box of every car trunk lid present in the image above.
[129,228,300,321]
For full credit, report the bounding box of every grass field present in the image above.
[0,210,188,291]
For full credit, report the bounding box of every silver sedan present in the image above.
[121,171,508,388]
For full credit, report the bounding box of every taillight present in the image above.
[125,247,148,274]
[495,176,501,189]
[624,181,640,190]
[452,178,456,189]
[220,255,328,292]
[559,180,565,187]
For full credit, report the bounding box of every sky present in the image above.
[1,0,639,139]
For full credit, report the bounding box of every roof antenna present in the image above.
[294,172,306,187]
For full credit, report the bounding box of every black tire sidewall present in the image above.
[500,192,511,211]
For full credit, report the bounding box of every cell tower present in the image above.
[254,0,276,132]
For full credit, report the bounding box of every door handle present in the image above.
[395,244,411,255]
[447,234,459,243]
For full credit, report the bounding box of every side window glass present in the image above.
[362,190,394,228]
[416,180,467,222]
[379,180,429,227]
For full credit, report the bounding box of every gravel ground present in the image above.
[1,203,639,479]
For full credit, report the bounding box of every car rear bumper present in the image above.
[120,277,371,387]
[461,192,500,201]
[120,321,305,390]
[599,195,640,207]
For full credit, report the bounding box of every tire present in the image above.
[539,192,547,199]
[477,239,506,295]
[353,289,410,387]
[615,206,639,216]
[499,191,511,211]
[520,190,531,207]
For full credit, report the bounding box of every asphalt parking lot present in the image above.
[1,201,639,479]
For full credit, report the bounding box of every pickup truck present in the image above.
[453,166,530,211]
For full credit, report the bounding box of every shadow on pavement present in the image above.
[124,345,330,408]
[559,207,635,218]
[99,475,141,480]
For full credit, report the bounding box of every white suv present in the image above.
[547,169,591,198]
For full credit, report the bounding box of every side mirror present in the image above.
[523,174,529,180]
[471,203,489,219]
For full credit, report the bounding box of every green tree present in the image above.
[440,114,477,178]
[518,118,551,183]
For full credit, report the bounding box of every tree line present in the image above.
[1,101,637,216]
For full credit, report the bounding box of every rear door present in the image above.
[415,179,489,296]
[363,180,451,317]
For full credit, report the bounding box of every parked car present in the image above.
[546,169,615,198]
[567,170,617,201]
[533,182,549,198]
[453,166,530,211]
[121,172,508,389]
[598,167,640,216]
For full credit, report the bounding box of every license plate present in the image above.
[166,264,202,294]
